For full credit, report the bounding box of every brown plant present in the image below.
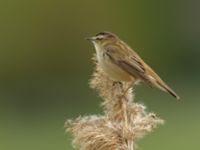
[65,55,164,150]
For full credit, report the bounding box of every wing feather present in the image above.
[105,45,147,79]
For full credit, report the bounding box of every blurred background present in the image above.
[0,0,199,149]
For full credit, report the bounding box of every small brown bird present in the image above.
[86,31,180,100]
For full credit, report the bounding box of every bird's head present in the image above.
[86,31,118,46]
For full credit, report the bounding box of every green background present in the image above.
[0,0,199,149]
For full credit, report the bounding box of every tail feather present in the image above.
[156,80,180,100]
[145,74,180,100]
[165,86,180,100]
[136,63,180,100]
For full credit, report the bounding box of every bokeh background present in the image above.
[0,0,199,149]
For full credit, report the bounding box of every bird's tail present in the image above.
[155,80,180,100]
[145,70,180,100]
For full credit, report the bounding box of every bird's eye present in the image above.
[96,37,103,40]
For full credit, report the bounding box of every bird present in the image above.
[86,31,180,100]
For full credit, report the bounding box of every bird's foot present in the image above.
[112,81,123,88]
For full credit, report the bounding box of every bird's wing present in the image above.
[104,45,148,80]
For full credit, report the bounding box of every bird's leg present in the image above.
[120,81,135,101]
[112,81,123,88]
[112,81,123,97]
[112,81,134,101]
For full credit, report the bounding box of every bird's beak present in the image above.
[85,36,96,42]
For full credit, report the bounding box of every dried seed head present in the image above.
[65,54,164,150]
